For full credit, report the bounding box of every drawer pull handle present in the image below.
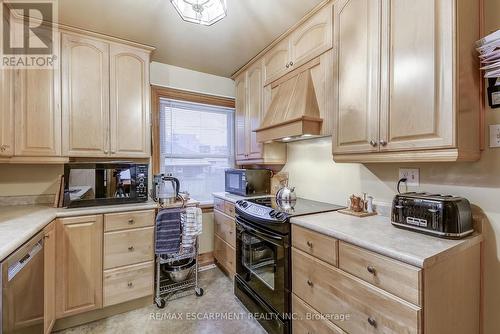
[128,219,135,224]
[367,266,376,275]
[127,282,133,288]
[128,246,135,251]
[368,317,377,328]
[306,241,313,248]
[307,279,313,287]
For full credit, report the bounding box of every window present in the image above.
[159,97,234,203]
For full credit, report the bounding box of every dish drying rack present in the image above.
[155,205,204,309]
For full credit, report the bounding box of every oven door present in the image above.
[235,216,290,315]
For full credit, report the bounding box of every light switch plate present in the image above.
[489,124,500,148]
[399,168,420,187]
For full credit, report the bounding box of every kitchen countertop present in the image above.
[212,192,272,203]
[291,211,482,268]
[0,201,159,262]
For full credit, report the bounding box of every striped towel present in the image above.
[155,208,184,255]
[180,207,203,253]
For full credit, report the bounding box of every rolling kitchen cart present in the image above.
[155,208,204,309]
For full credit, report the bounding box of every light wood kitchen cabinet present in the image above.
[235,66,286,165]
[333,0,481,162]
[332,0,381,154]
[289,2,333,69]
[0,68,14,158]
[263,38,291,86]
[62,31,152,158]
[109,44,150,158]
[61,33,110,157]
[213,197,236,277]
[56,215,103,318]
[14,32,61,157]
[43,222,56,334]
[262,2,333,87]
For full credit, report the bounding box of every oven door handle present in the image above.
[237,220,284,242]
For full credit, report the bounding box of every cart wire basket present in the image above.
[155,206,204,308]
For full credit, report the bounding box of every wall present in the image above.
[150,61,235,98]
[283,2,500,332]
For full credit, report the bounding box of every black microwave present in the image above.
[225,169,271,197]
[63,162,149,208]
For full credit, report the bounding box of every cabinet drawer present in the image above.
[339,242,422,306]
[103,261,153,307]
[292,225,338,266]
[214,210,236,247]
[224,201,235,218]
[292,294,346,334]
[214,234,235,276]
[104,227,154,269]
[214,197,225,212]
[104,210,154,232]
[292,248,421,334]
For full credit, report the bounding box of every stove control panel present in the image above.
[236,200,288,223]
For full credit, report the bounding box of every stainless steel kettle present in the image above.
[153,174,180,205]
[275,181,297,203]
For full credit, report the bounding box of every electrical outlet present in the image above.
[399,168,420,187]
[489,124,500,148]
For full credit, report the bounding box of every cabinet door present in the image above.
[43,222,56,334]
[263,38,291,85]
[246,62,264,160]
[379,0,454,151]
[15,31,61,157]
[62,33,110,157]
[109,44,150,158]
[56,215,103,318]
[0,68,14,157]
[290,3,333,68]
[235,74,247,161]
[332,0,381,154]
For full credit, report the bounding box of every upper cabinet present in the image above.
[333,0,481,162]
[61,33,110,157]
[14,31,62,157]
[0,69,14,158]
[235,62,286,165]
[289,2,333,69]
[109,44,151,158]
[61,32,152,158]
[263,2,333,86]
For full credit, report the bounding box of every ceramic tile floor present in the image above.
[56,267,266,334]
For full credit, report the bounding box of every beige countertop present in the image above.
[291,211,482,268]
[0,201,159,262]
[212,192,271,203]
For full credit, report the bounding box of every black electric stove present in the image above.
[235,197,346,234]
[234,197,345,334]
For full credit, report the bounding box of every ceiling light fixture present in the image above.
[170,0,227,26]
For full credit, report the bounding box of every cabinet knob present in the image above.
[307,279,314,287]
[369,140,378,147]
[306,241,313,248]
[128,246,135,251]
[367,266,376,275]
[289,61,294,66]
[128,219,135,224]
[379,140,387,147]
[368,317,377,328]
[286,63,290,69]
[127,282,133,288]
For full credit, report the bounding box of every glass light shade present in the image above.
[170,0,227,26]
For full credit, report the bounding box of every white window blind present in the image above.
[159,97,234,203]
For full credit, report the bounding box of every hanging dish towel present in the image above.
[155,207,184,255]
[181,207,203,253]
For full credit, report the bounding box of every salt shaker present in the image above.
[366,196,374,213]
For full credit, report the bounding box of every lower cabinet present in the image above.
[291,226,481,334]
[213,198,236,278]
[55,215,103,319]
[43,222,56,334]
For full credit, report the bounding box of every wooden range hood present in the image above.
[255,61,322,143]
